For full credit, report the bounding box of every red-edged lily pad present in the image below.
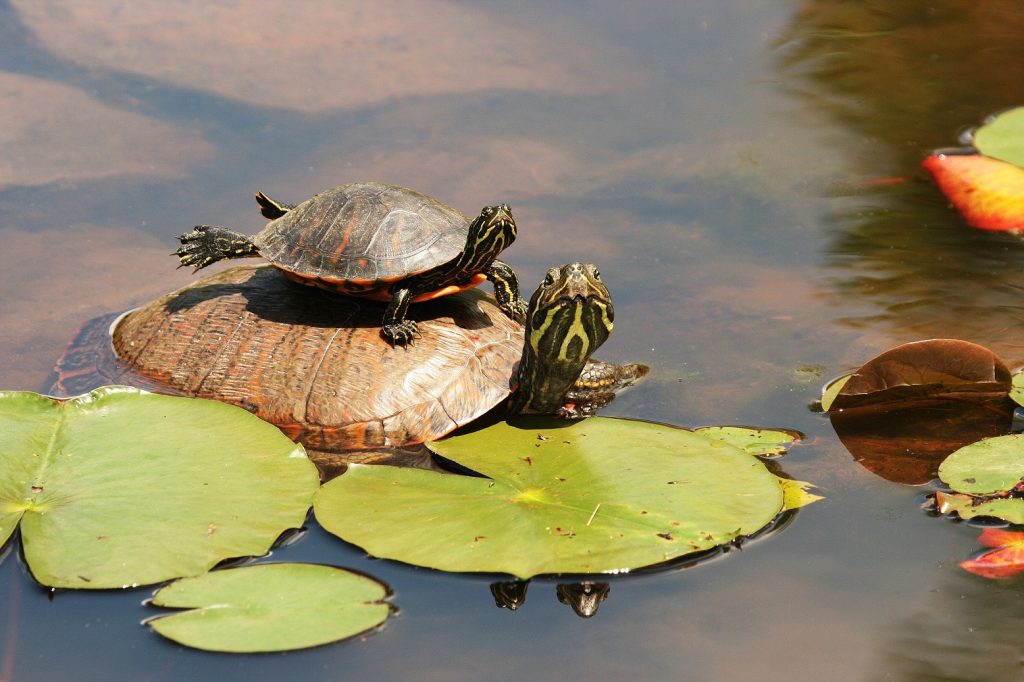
[960,528,1024,579]
[923,152,1024,232]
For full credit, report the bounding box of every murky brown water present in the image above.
[4,1,1024,680]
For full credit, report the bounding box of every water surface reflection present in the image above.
[3,1,1024,680]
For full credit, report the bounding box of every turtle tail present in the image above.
[174,225,259,271]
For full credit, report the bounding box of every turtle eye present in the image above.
[593,268,601,281]
[543,272,555,286]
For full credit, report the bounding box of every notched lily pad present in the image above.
[825,339,1011,412]
[0,387,319,589]
[147,563,392,653]
[314,417,813,579]
[973,107,1024,168]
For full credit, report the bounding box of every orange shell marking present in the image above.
[409,273,488,303]
[281,271,488,302]
[923,153,1024,232]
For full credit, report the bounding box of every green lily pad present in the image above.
[693,426,799,457]
[974,107,1024,168]
[820,374,851,412]
[147,563,392,653]
[935,491,1024,525]
[0,387,318,589]
[314,417,791,578]
[1010,371,1024,407]
[938,434,1024,496]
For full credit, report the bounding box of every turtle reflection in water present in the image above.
[175,182,527,345]
[51,263,647,477]
[491,580,611,618]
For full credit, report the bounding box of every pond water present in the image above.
[3,1,1024,679]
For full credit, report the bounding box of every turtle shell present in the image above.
[254,182,474,298]
[95,264,522,452]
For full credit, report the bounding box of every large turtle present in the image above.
[174,182,526,345]
[51,263,646,475]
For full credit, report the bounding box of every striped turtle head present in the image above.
[512,262,614,414]
[464,204,517,269]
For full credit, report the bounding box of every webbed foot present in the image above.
[506,297,528,323]
[174,225,258,271]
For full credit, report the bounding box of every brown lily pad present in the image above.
[827,339,1011,412]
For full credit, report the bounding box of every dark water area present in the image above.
[4,1,1024,679]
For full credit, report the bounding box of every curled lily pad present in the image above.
[0,387,318,589]
[147,563,392,652]
[973,108,1024,168]
[314,417,799,579]
[826,339,1011,412]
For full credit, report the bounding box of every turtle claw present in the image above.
[383,320,419,346]
[508,297,528,323]
[174,233,217,271]
[173,225,257,271]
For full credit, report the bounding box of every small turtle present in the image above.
[51,263,646,475]
[174,182,526,344]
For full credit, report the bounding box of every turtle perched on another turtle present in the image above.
[51,263,646,475]
[174,182,526,345]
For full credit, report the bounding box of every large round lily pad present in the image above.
[314,417,788,578]
[0,387,319,589]
[147,563,392,653]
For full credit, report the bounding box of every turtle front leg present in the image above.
[485,259,527,322]
[382,288,418,345]
[175,226,259,271]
